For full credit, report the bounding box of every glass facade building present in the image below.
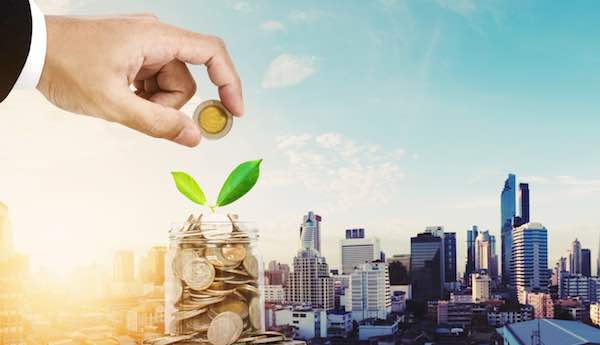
[464,225,479,282]
[444,232,457,283]
[387,254,410,286]
[410,232,443,301]
[501,174,517,285]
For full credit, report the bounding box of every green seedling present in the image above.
[171,159,262,212]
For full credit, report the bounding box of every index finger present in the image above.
[161,25,243,116]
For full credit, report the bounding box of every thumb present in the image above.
[112,91,201,147]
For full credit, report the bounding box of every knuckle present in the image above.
[209,35,227,51]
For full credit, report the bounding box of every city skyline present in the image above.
[1,0,600,277]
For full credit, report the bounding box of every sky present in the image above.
[1,0,600,277]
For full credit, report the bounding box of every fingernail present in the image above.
[174,127,201,147]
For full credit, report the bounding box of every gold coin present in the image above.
[181,257,215,291]
[248,297,261,330]
[222,244,247,262]
[207,311,244,345]
[193,100,233,140]
[211,296,249,319]
[242,254,259,279]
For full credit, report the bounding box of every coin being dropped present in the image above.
[193,100,233,140]
[207,311,244,345]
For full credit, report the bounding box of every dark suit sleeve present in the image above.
[0,0,33,103]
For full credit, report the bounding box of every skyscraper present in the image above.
[286,249,334,310]
[387,254,410,286]
[511,223,549,292]
[339,228,381,275]
[569,238,582,275]
[140,245,166,285]
[501,174,517,285]
[410,231,444,301]
[582,248,591,277]
[424,226,446,284]
[300,211,322,253]
[113,250,135,282]
[464,225,479,282]
[475,230,492,273]
[350,261,391,322]
[443,232,457,283]
[513,183,530,227]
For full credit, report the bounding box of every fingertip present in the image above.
[219,84,244,117]
[174,126,202,147]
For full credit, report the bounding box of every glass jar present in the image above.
[164,214,264,343]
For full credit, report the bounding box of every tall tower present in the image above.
[569,239,582,275]
[410,231,444,301]
[475,230,492,273]
[300,211,322,254]
[339,228,380,275]
[501,174,517,285]
[286,250,334,310]
[465,225,479,283]
[443,232,457,283]
[511,223,549,292]
[581,248,591,277]
[514,183,530,227]
[350,261,391,322]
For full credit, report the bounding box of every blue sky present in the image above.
[0,0,599,276]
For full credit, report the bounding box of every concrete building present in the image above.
[340,229,381,275]
[464,226,479,283]
[113,250,135,282]
[300,211,322,254]
[511,222,549,292]
[569,238,582,275]
[287,249,335,310]
[264,285,286,303]
[471,273,491,302]
[560,274,592,304]
[266,260,290,286]
[487,304,533,327]
[437,301,473,327]
[126,301,164,334]
[497,319,600,345]
[591,303,600,327]
[358,318,400,341]
[274,306,328,340]
[326,310,352,338]
[518,290,554,319]
[443,232,457,283]
[139,245,166,286]
[350,261,391,322]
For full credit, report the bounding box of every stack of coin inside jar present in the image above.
[151,213,294,345]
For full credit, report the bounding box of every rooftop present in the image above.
[499,319,600,345]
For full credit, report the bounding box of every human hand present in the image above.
[37,14,243,147]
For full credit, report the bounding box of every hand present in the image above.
[37,14,243,147]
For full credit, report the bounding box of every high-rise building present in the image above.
[559,274,593,304]
[410,231,444,301]
[140,245,166,285]
[513,183,530,227]
[581,248,591,277]
[287,249,334,310]
[339,229,380,275]
[472,273,491,302]
[300,211,322,254]
[511,223,549,292]
[387,254,410,286]
[569,238,582,275]
[464,225,479,282]
[113,250,135,282]
[345,228,365,239]
[475,230,492,273]
[501,174,517,285]
[489,234,499,280]
[424,226,446,284]
[443,232,457,283]
[350,261,391,322]
[266,260,290,286]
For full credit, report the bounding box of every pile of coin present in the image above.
[155,213,297,345]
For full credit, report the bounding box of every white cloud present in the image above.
[232,1,252,12]
[262,54,317,89]
[264,133,406,210]
[260,20,286,32]
[289,9,322,23]
[434,0,477,16]
[36,0,75,14]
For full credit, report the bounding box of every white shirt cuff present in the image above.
[14,0,47,89]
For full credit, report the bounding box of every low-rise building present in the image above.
[326,310,352,338]
[518,290,554,319]
[126,301,163,335]
[487,303,533,327]
[358,318,400,341]
[274,306,328,340]
[560,274,592,304]
[437,301,473,327]
[264,285,286,303]
[472,273,491,303]
[497,319,600,345]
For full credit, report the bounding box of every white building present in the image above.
[274,306,328,340]
[327,311,352,338]
[300,211,322,253]
[569,238,582,274]
[591,303,600,327]
[487,305,533,327]
[511,223,549,292]
[264,285,286,303]
[475,230,492,273]
[358,318,400,341]
[350,261,391,322]
[471,273,491,303]
[287,249,335,310]
[340,230,381,275]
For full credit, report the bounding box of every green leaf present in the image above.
[216,159,262,207]
[171,171,207,206]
